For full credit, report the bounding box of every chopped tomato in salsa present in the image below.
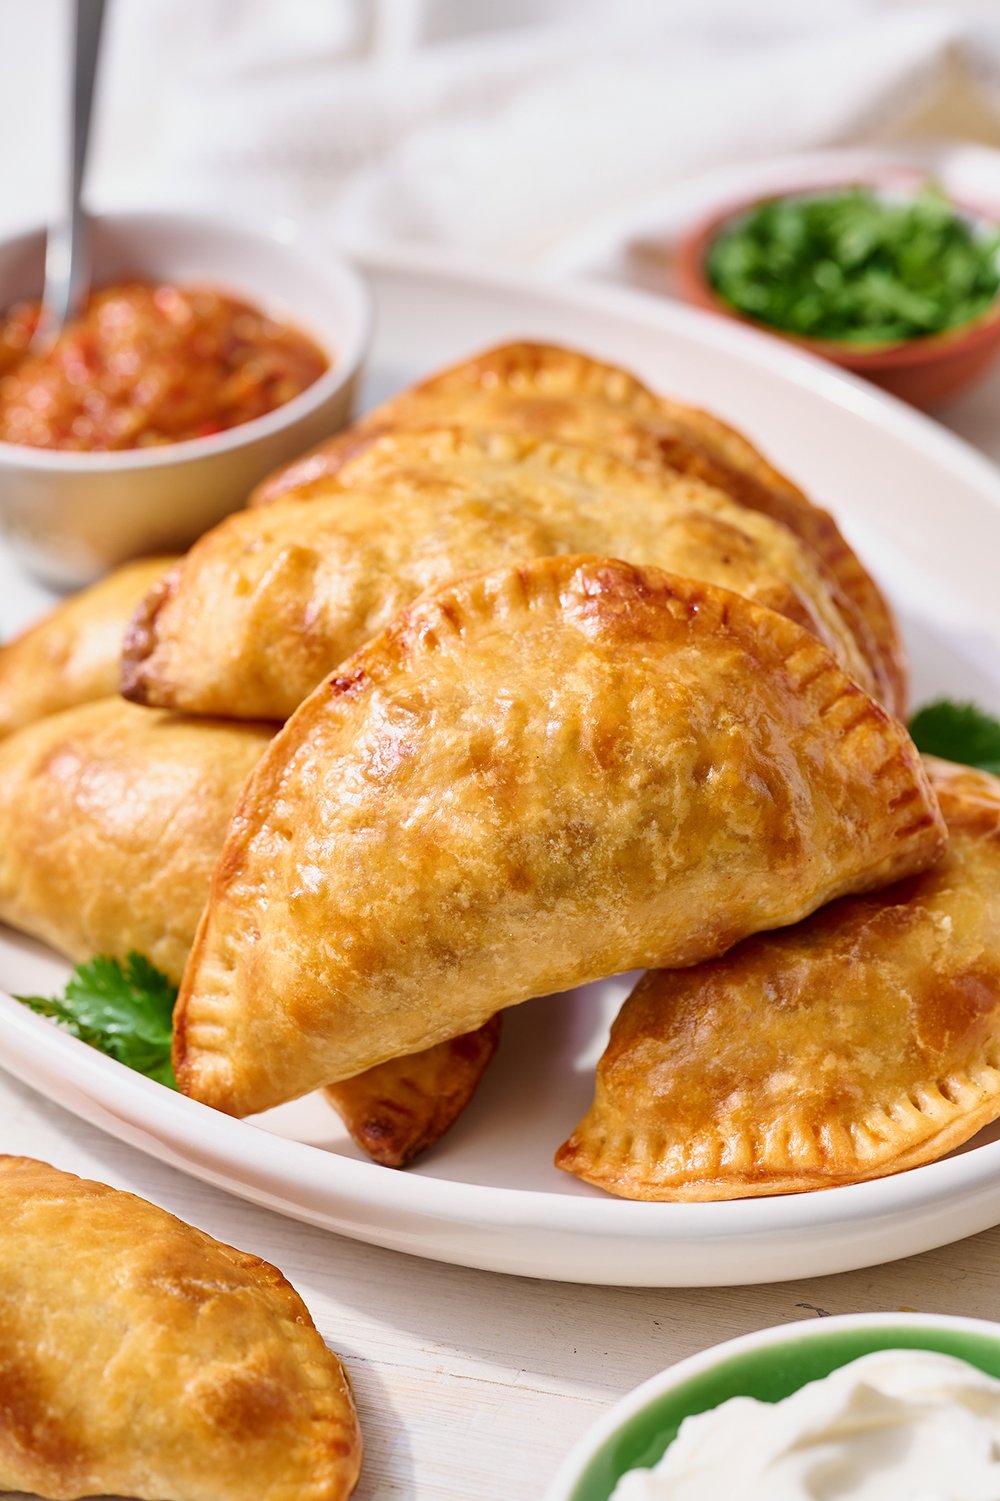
[0,282,329,451]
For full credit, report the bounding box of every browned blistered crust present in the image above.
[249,341,905,713]
[0,556,176,738]
[122,425,873,722]
[173,555,942,1119]
[557,757,1000,1201]
[325,1015,501,1166]
[0,695,501,1160]
[0,1155,361,1501]
[0,699,271,983]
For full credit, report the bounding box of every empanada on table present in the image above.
[174,556,943,1118]
[0,698,271,983]
[0,1156,361,1501]
[325,1015,501,1167]
[123,428,873,721]
[0,555,175,738]
[557,757,1000,1201]
[251,341,904,713]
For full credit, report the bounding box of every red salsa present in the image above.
[0,281,329,451]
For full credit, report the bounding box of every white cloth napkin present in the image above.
[7,0,1000,270]
[77,0,1000,266]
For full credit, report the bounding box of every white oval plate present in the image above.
[2,246,1000,1287]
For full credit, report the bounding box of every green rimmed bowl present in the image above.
[544,1312,1000,1501]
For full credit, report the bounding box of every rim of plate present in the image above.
[543,1311,1000,1500]
[3,245,1000,1243]
[6,986,1000,1236]
[359,240,1000,508]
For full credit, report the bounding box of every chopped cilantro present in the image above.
[706,187,1000,346]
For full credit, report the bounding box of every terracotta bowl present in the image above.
[675,183,1000,411]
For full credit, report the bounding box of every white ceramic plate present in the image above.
[2,246,1000,1287]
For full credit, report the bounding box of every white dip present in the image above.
[610,1349,1000,1500]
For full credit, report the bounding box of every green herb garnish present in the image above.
[909,699,1000,775]
[706,187,1000,346]
[15,952,178,1088]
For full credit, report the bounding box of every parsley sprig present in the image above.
[908,699,1000,776]
[15,952,178,1088]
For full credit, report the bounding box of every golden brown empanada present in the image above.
[123,428,873,721]
[0,555,175,738]
[0,1155,361,1501]
[0,699,271,983]
[325,1015,501,1167]
[557,756,1000,1200]
[250,341,904,713]
[174,556,943,1118]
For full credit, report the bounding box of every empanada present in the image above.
[123,428,873,721]
[557,756,1000,1200]
[0,1155,361,1501]
[325,1015,501,1167]
[174,556,943,1118]
[0,555,175,738]
[0,699,271,983]
[0,699,488,1161]
[251,341,904,713]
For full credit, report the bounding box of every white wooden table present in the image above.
[3,314,1000,1501]
[5,1068,1000,1501]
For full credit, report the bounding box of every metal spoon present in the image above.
[33,0,107,345]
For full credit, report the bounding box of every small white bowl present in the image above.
[0,211,371,586]
[545,1311,1000,1501]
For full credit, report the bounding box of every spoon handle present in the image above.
[42,0,107,331]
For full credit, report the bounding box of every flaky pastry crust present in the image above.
[0,1156,361,1501]
[123,427,872,721]
[325,1015,501,1167]
[0,697,488,1158]
[557,757,1000,1200]
[0,699,271,982]
[174,556,942,1118]
[250,341,904,713]
[0,556,175,739]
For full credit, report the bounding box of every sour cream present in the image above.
[610,1349,1000,1500]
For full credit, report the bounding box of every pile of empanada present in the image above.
[4,340,999,1199]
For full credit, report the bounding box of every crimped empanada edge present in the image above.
[556,1070,1000,1201]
